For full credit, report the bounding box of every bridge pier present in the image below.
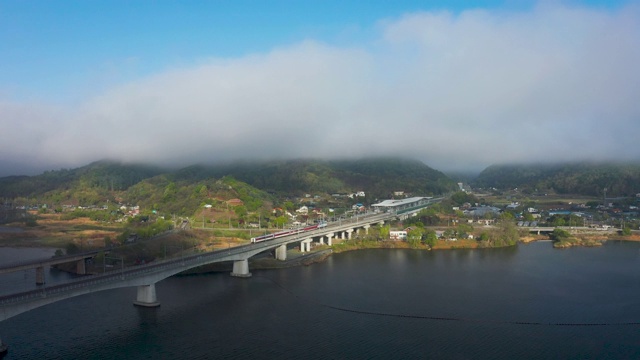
[364,224,370,234]
[341,231,346,240]
[300,239,312,253]
[327,233,333,246]
[133,284,160,307]
[231,259,252,278]
[76,259,86,275]
[36,266,45,285]
[346,229,354,239]
[275,244,287,261]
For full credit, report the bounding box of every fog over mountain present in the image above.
[1,3,639,177]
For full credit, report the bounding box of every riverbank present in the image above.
[5,220,640,276]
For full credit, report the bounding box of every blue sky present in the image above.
[0,1,638,176]
[1,0,624,102]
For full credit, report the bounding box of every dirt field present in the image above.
[0,213,122,248]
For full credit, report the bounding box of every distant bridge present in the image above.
[0,250,107,284]
[528,227,555,234]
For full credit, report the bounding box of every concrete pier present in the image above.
[275,244,287,261]
[35,266,45,285]
[364,224,370,234]
[230,259,252,278]
[327,233,334,246]
[76,259,86,275]
[133,284,160,307]
[300,239,312,253]
[346,229,354,239]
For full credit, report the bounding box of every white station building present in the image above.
[372,197,434,215]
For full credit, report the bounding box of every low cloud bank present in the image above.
[1,3,639,176]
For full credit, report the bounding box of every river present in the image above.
[1,241,639,359]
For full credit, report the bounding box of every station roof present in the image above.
[372,197,432,208]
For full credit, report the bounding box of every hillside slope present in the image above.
[0,158,457,215]
[473,162,640,197]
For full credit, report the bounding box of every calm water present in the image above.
[0,247,79,296]
[1,241,640,359]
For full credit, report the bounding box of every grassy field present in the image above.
[0,213,122,248]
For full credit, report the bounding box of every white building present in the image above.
[372,197,434,214]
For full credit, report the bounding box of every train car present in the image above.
[250,221,327,243]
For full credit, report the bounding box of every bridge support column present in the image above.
[36,266,45,285]
[341,231,346,240]
[76,259,86,275]
[133,284,160,307]
[231,259,252,278]
[364,225,370,234]
[318,236,324,245]
[275,244,287,261]
[347,229,354,239]
[300,239,312,253]
[327,233,333,246]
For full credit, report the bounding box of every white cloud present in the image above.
[1,3,639,176]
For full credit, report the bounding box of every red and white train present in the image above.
[251,222,327,243]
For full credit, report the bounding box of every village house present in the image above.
[226,199,244,207]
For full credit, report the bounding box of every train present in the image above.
[251,222,327,243]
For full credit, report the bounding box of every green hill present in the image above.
[473,162,640,197]
[0,157,456,216]
[170,157,456,200]
[0,160,165,200]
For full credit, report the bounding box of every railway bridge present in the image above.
[0,197,443,352]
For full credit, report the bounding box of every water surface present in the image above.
[1,242,639,359]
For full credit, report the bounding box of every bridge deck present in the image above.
[0,250,108,274]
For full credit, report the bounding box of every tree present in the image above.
[408,227,423,248]
[163,181,177,202]
[500,211,515,221]
[274,216,288,228]
[234,205,248,219]
[551,228,571,241]
[489,220,520,247]
[283,201,295,212]
[551,216,566,227]
[443,228,455,239]
[456,223,474,239]
[423,230,438,247]
[379,225,390,239]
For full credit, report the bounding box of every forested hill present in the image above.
[172,157,456,199]
[473,163,640,197]
[0,160,165,199]
[0,157,456,207]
